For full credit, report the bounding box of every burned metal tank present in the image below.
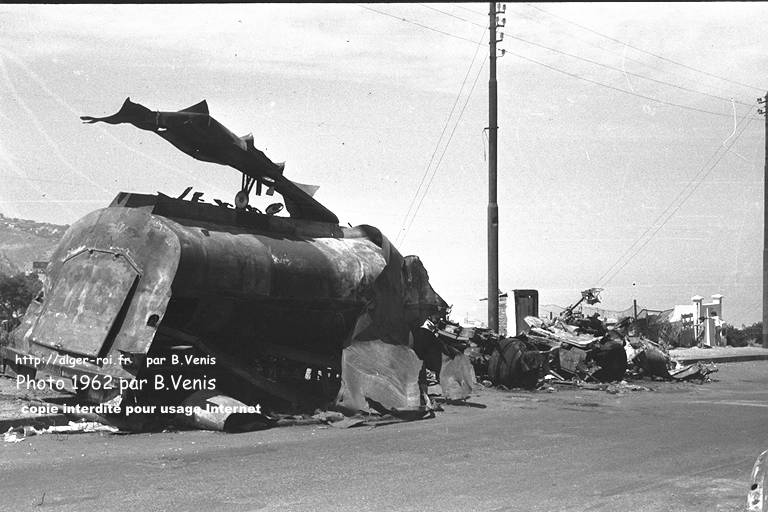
[0,99,449,414]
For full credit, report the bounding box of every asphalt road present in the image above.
[2,362,766,512]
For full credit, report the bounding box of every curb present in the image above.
[671,354,768,365]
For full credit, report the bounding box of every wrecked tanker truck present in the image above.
[0,98,457,424]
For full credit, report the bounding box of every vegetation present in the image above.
[0,272,42,329]
[723,321,762,347]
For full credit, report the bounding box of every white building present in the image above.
[670,294,724,347]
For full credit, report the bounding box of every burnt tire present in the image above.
[591,338,628,382]
[487,337,540,390]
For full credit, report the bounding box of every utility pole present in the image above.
[760,93,768,347]
[488,2,505,333]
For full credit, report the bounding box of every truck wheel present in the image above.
[488,337,538,389]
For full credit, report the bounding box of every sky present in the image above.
[0,3,766,327]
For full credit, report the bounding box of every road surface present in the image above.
[2,362,766,512]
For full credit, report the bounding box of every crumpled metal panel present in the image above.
[439,353,474,400]
[5,206,179,381]
[178,390,272,432]
[335,340,422,413]
[30,249,138,357]
[346,226,448,348]
[81,98,338,223]
[66,209,179,357]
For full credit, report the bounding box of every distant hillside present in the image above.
[0,213,67,275]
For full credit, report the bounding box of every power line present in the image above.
[598,107,758,286]
[419,4,487,29]
[358,4,752,120]
[526,3,767,92]
[356,4,763,262]
[453,5,487,18]
[449,3,755,108]
[604,115,755,285]
[505,49,759,120]
[597,109,754,285]
[501,32,754,108]
[396,28,487,246]
[517,4,700,86]
[439,3,670,81]
[400,56,488,245]
[357,5,481,45]
[355,3,489,246]
[450,2,681,85]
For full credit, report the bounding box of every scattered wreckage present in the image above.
[0,98,475,432]
[3,421,118,443]
[469,288,718,391]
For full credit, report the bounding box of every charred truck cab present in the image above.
[1,99,452,417]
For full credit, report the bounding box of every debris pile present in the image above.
[468,288,717,391]
[625,337,717,382]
